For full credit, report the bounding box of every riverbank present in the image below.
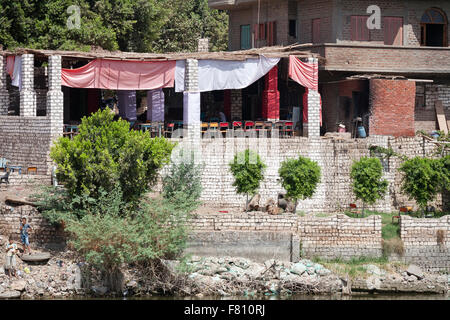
[0,250,449,299]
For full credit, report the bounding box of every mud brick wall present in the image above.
[0,204,66,248]
[400,216,450,272]
[187,213,382,261]
[0,116,54,175]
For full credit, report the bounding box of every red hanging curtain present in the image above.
[288,56,318,91]
[62,59,176,90]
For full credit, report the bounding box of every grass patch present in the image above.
[311,256,405,280]
[344,210,401,241]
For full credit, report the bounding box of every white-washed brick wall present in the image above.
[400,215,450,272]
[160,135,440,213]
[20,54,36,117]
[0,55,9,115]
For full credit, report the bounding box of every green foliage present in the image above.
[399,157,442,210]
[439,155,450,192]
[229,150,266,206]
[50,108,175,203]
[162,159,203,213]
[369,145,407,161]
[0,0,228,52]
[152,0,228,52]
[278,156,321,209]
[350,157,388,212]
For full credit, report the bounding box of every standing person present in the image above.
[19,217,32,255]
[4,236,18,277]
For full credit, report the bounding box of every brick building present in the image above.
[209,0,450,136]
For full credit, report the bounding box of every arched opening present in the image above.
[421,8,448,47]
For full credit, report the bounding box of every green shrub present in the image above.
[399,157,442,214]
[350,157,388,217]
[278,156,321,213]
[229,149,266,211]
[162,159,203,213]
[50,108,175,203]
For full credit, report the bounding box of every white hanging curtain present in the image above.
[175,56,280,93]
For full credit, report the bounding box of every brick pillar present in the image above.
[198,38,209,52]
[183,59,201,141]
[182,59,201,163]
[230,89,242,120]
[20,54,36,117]
[224,90,231,120]
[262,66,280,121]
[47,55,64,138]
[369,79,416,137]
[303,58,320,138]
[0,55,9,115]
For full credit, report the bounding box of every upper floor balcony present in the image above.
[300,43,450,75]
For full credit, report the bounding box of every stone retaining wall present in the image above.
[187,213,382,262]
[0,205,65,249]
[400,215,450,272]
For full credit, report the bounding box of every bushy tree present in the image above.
[63,192,191,292]
[0,0,228,53]
[278,156,321,213]
[162,159,203,213]
[229,149,266,211]
[50,108,175,203]
[350,157,388,217]
[399,157,442,215]
[151,0,228,52]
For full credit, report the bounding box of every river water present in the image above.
[41,293,449,300]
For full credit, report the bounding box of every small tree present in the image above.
[50,108,175,204]
[278,156,321,213]
[399,157,442,216]
[229,149,266,211]
[162,159,203,213]
[350,157,388,217]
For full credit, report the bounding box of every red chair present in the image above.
[164,123,175,138]
[219,122,229,137]
[284,121,294,137]
[232,121,242,130]
[244,121,255,131]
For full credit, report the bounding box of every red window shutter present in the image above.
[254,24,259,40]
[351,16,369,41]
[384,17,403,45]
[260,24,266,40]
[267,22,276,46]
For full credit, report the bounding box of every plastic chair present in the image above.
[284,121,294,137]
[219,122,230,136]
[209,122,219,131]
[27,167,37,175]
[164,123,175,138]
[244,121,255,131]
[201,123,209,137]
[274,122,285,138]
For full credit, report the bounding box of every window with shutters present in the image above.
[312,18,321,43]
[240,25,251,50]
[267,21,277,46]
[384,17,403,45]
[254,23,266,40]
[351,16,370,41]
